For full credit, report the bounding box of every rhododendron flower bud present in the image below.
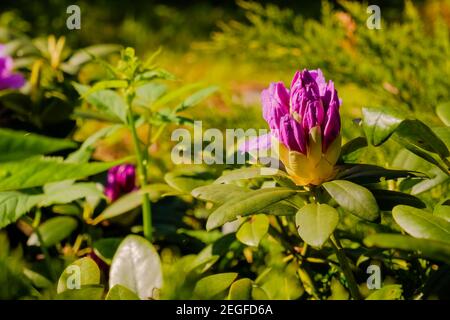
[105,164,137,201]
[242,69,341,186]
[0,45,25,90]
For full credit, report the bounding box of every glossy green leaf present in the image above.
[436,103,450,126]
[362,107,403,146]
[206,188,296,230]
[366,284,403,300]
[164,169,215,193]
[370,189,426,211]
[322,180,379,221]
[0,128,76,162]
[228,278,253,300]
[392,205,450,243]
[236,214,269,247]
[57,257,101,293]
[193,273,238,299]
[93,184,175,224]
[215,167,289,184]
[192,184,249,204]
[394,119,450,158]
[339,137,368,163]
[109,235,163,300]
[54,285,104,300]
[335,164,424,185]
[28,217,78,247]
[364,234,450,264]
[93,238,122,264]
[328,277,349,300]
[0,157,125,191]
[295,203,339,247]
[106,284,140,300]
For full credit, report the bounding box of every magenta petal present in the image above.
[279,115,307,154]
[262,82,289,137]
[310,69,327,96]
[323,99,341,151]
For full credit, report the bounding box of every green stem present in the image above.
[330,233,362,300]
[126,100,153,242]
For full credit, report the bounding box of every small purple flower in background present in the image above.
[0,44,25,90]
[243,68,342,186]
[105,164,137,201]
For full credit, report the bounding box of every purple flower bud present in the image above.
[262,82,289,138]
[105,164,137,201]
[0,45,25,90]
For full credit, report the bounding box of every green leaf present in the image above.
[206,188,296,230]
[437,103,450,126]
[366,284,403,300]
[192,184,249,204]
[193,273,238,299]
[394,119,450,158]
[362,107,403,146]
[106,284,140,300]
[57,257,101,293]
[328,277,349,300]
[23,268,53,289]
[192,184,297,217]
[109,235,163,300]
[67,125,121,163]
[174,86,218,113]
[215,167,289,184]
[54,285,104,300]
[0,191,44,228]
[41,182,104,206]
[151,82,205,111]
[335,164,424,184]
[339,137,368,163]
[28,217,78,247]
[364,234,450,264]
[185,244,219,274]
[81,80,128,98]
[434,199,450,222]
[392,205,450,243]
[295,203,339,247]
[74,83,127,123]
[135,83,167,107]
[0,128,77,162]
[322,180,379,221]
[228,278,253,300]
[93,184,176,224]
[0,157,125,191]
[370,189,426,211]
[93,238,122,264]
[63,44,121,71]
[164,169,215,193]
[236,214,269,247]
